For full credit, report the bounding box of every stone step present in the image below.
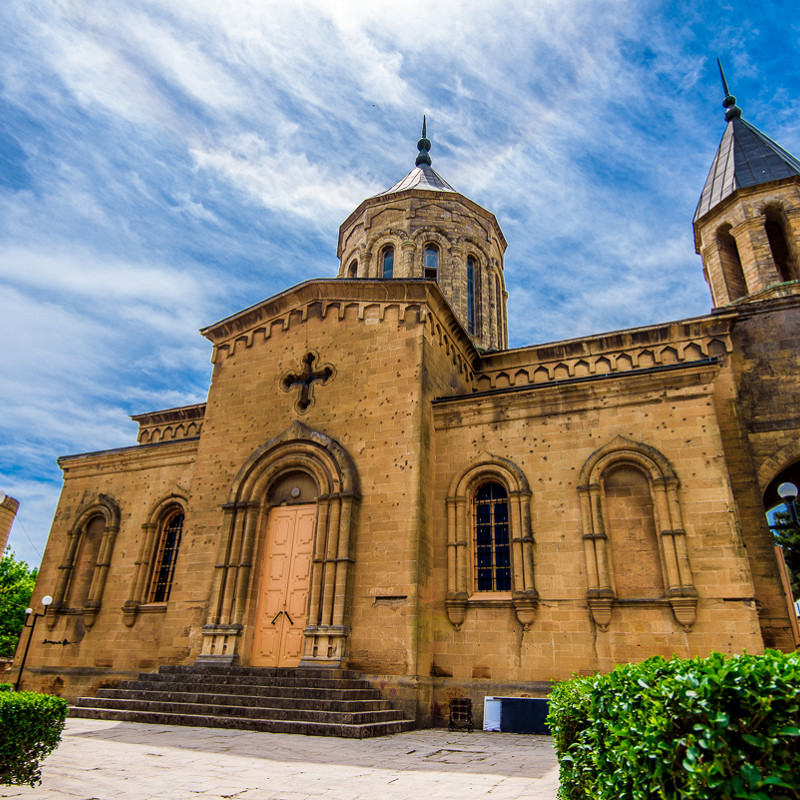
[131,672,374,690]
[73,696,405,725]
[96,688,391,712]
[159,664,363,680]
[68,706,415,739]
[70,664,414,738]
[114,679,381,701]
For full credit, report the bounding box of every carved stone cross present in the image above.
[282,352,334,412]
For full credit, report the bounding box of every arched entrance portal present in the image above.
[199,422,360,668]
[762,456,800,645]
[251,503,316,666]
[251,470,318,666]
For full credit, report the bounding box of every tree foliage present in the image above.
[548,651,800,800]
[0,549,38,658]
[0,691,67,786]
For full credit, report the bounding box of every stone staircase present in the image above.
[70,664,415,738]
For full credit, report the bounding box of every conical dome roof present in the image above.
[694,69,800,222]
[374,116,459,197]
[695,117,800,221]
[375,162,457,195]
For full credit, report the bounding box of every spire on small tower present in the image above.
[696,60,800,222]
[717,58,742,121]
[416,115,432,166]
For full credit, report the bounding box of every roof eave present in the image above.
[693,174,800,251]
[337,188,507,257]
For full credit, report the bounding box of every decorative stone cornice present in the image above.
[130,403,206,427]
[433,358,721,427]
[473,312,736,392]
[130,403,206,445]
[200,279,480,373]
[58,438,199,477]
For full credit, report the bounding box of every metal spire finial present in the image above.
[717,58,742,121]
[416,115,432,167]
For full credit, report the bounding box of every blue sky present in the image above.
[1,0,799,567]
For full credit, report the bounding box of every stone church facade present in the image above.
[18,96,800,725]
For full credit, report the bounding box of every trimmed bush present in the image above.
[0,683,13,692]
[548,650,800,800]
[0,691,68,786]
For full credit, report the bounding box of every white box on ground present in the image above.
[483,697,502,731]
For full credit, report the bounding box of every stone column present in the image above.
[732,218,782,292]
[402,241,416,278]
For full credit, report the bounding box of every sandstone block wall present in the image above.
[20,440,199,697]
[427,359,764,690]
[18,279,797,720]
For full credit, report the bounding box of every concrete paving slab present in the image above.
[0,718,560,800]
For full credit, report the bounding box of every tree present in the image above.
[772,510,800,601]
[0,550,38,658]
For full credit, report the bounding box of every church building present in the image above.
[16,84,800,729]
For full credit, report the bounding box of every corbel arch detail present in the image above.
[49,494,120,630]
[578,436,697,632]
[446,455,537,631]
[201,421,360,668]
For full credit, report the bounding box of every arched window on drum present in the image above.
[382,246,394,278]
[424,245,439,281]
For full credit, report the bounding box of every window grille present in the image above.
[473,482,511,591]
[148,511,184,603]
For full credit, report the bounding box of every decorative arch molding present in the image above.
[446,454,537,631]
[370,234,402,279]
[578,435,677,486]
[756,437,800,492]
[49,494,121,630]
[339,244,366,277]
[200,421,360,668]
[363,229,410,275]
[578,436,697,633]
[414,228,452,274]
[122,491,188,627]
[454,235,492,266]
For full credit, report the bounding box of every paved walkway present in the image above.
[1,718,560,800]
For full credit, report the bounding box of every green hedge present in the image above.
[548,650,800,800]
[0,691,68,786]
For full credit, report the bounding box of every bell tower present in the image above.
[337,119,509,350]
[694,61,800,308]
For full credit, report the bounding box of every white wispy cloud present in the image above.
[191,135,378,225]
[1,0,798,564]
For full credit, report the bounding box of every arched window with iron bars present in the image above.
[473,482,511,592]
[148,510,184,603]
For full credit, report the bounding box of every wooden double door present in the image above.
[251,504,316,667]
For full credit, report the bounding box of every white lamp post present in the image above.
[13,595,53,692]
